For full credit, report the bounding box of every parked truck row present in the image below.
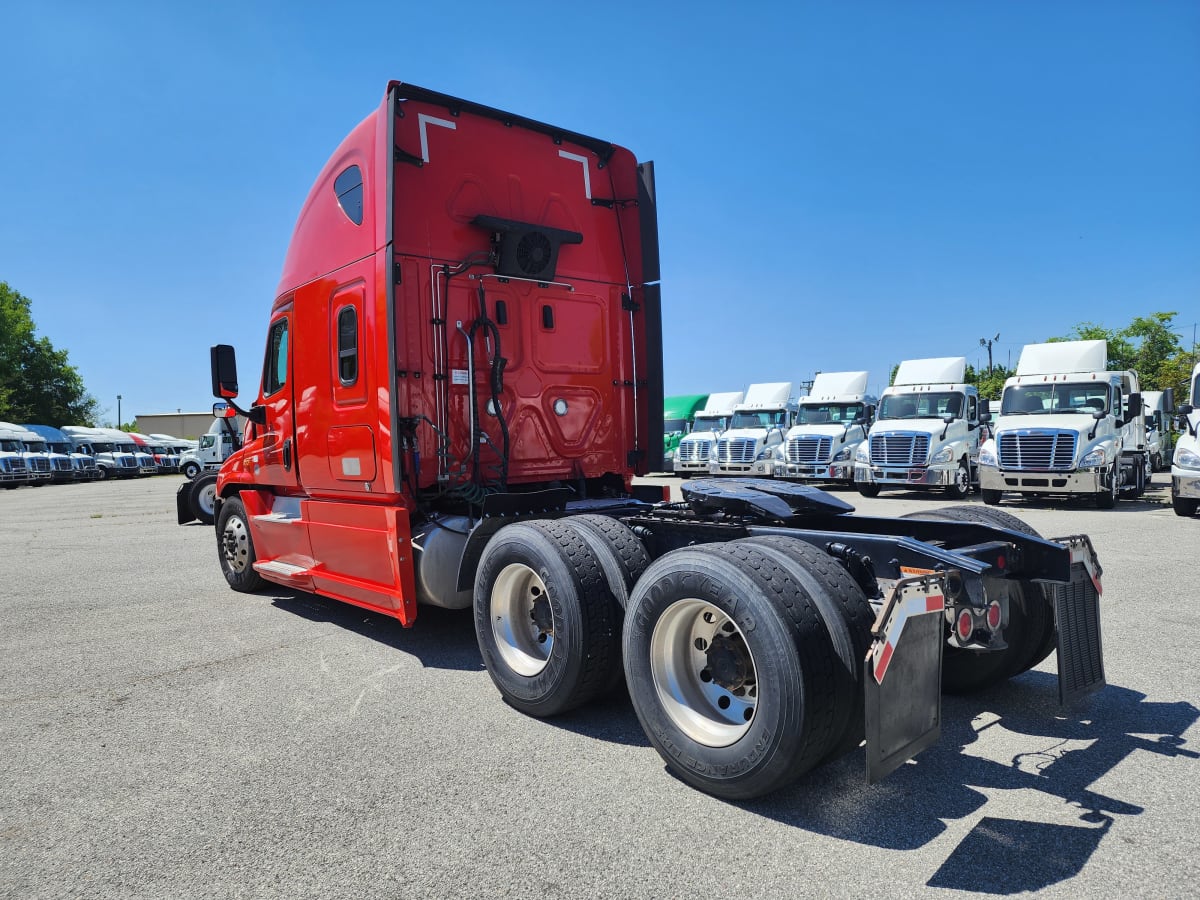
[177,82,1109,800]
[0,423,197,487]
[665,340,1191,513]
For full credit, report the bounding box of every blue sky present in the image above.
[1,1,1197,423]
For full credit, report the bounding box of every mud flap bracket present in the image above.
[865,574,948,784]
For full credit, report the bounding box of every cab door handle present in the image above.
[282,438,293,470]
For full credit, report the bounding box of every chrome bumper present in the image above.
[1172,471,1200,500]
[979,465,1102,495]
[777,461,853,481]
[854,463,956,487]
[710,459,776,477]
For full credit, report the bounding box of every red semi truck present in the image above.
[180,82,1106,799]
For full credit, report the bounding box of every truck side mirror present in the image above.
[979,412,992,424]
[210,344,239,399]
[979,399,991,416]
[1126,393,1142,418]
[1093,408,1106,420]
[213,402,237,419]
[1163,388,1175,414]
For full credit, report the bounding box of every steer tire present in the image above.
[981,488,1003,506]
[474,520,622,718]
[1173,495,1199,517]
[735,536,875,761]
[189,474,219,527]
[623,544,842,800]
[182,461,201,480]
[945,460,971,500]
[558,514,650,610]
[216,496,265,592]
[856,483,881,498]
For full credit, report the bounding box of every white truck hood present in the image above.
[721,428,769,443]
[871,420,946,438]
[681,431,720,444]
[786,423,853,440]
[993,414,1098,436]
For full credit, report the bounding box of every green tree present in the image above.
[0,281,99,425]
[964,363,1014,402]
[1053,311,1191,398]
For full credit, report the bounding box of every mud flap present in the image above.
[1054,564,1105,704]
[865,575,947,784]
[1051,536,1105,705]
[176,481,196,524]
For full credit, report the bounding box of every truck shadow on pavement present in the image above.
[739,672,1197,893]
[265,589,484,672]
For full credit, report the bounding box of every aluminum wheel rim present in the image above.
[956,465,969,493]
[491,563,554,677]
[650,598,757,747]
[221,515,251,573]
[197,483,216,517]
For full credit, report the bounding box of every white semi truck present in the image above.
[854,357,985,499]
[1142,390,1175,472]
[774,371,875,487]
[978,340,1148,508]
[1170,362,1200,517]
[671,391,744,477]
[178,415,241,480]
[0,423,35,487]
[0,422,53,485]
[709,382,795,477]
[62,426,140,479]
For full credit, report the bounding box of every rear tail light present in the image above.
[955,609,974,642]
[986,601,1002,631]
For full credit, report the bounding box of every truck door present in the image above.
[255,311,300,488]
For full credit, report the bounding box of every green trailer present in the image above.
[663,394,710,469]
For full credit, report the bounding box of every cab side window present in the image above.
[334,166,364,226]
[337,306,358,385]
[263,319,289,397]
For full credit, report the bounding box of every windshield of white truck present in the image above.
[879,392,962,420]
[1000,383,1108,416]
[24,441,48,452]
[49,442,73,453]
[797,403,864,425]
[692,415,729,432]
[1,439,22,452]
[730,410,789,429]
[91,442,114,453]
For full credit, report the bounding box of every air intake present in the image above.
[472,215,583,281]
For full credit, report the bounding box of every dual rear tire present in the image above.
[474,517,875,799]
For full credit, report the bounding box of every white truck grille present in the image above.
[998,431,1077,470]
[870,433,930,466]
[786,436,832,464]
[677,440,710,463]
[715,438,756,464]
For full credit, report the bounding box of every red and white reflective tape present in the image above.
[1069,543,1103,596]
[872,588,945,685]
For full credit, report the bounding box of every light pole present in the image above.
[978,333,1000,375]
[117,394,122,429]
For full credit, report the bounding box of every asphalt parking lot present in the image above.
[2,474,1198,898]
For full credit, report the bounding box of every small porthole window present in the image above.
[337,306,358,385]
[334,165,364,225]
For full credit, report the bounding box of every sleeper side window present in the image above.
[334,166,364,226]
[337,306,358,385]
[263,318,289,397]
